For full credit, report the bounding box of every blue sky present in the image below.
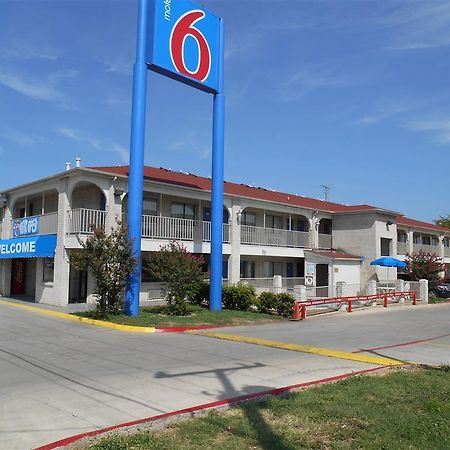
[0,0,449,223]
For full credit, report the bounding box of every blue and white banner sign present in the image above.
[12,216,40,238]
[0,235,57,259]
[147,0,221,93]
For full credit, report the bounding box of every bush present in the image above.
[187,281,210,305]
[145,241,205,316]
[222,284,256,311]
[258,291,278,314]
[275,292,295,317]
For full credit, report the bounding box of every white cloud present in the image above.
[406,119,450,145]
[0,127,36,145]
[378,2,450,51]
[0,41,59,61]
[0,69,78,107]
[168,128,211,160]
[57,127,129,163]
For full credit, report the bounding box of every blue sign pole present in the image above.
[125,0,149,316]
[209,18,225,312]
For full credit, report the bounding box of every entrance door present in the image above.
[69,266,87,303]
[11,259,26,295]
[316,264,329,297]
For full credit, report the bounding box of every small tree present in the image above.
[70,226,137,318]
[145,241,205,316]
[435,215,450,229]
[405,250,445,287]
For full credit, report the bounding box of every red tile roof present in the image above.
[305,250,362,260]
[90,166,448,234]
[397,216,449,233]
[90,165,378,213]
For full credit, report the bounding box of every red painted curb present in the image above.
[155,324,228,333]
[354,332,450,353]
[35,365,387,450]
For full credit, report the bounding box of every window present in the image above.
[397,233,408,243]
[413,234,421,244]
[141,262,157,282]
[143,198,158,216]
[296,219,307,232]
[265,214,282,229]
[241,211,256,226]
[264,261,274,277]
[171,202,195,220]
[202,207,229,223]
[422,235,431,245]
[444,238,450,248]
[431,236,439,246]
[240,260,255,278]
[43,258,54,283]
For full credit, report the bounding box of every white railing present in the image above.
[201,221,230,243]
[125,215,231,243]
[397,242,408,255]
[69,208,106,234]
[240,225,309,248]
[142,215,195,240]
[413,243,440,254]
[318,233,332,249]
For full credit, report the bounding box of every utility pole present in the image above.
[321,184,331,202]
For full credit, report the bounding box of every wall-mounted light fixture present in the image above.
[114,188,125,197]
[386,220,394,230]
[236,209,242,224]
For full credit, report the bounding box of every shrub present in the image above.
[258,291,278,314]
[145,241,205,316]
[405,251,445,288]
[187,281,210,306]
[275,292,296,318]
[69,226,136,318]
[222,284,256,311]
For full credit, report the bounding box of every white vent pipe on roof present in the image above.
[75,157,81,168]
[65,162,71,171]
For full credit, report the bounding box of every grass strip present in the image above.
[74,304,283,328]
[80,366,450,450]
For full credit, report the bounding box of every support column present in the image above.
[407,229,414,254]
[229,202,241,284]
[309,217,319,249]
[419,279,429,303]
[105,184,122,232]
[52,180,70,307]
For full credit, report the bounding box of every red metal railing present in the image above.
[294,291,417,320]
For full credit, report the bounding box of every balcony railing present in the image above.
[69,208,106,234]
[201,221,230,243]
[141,215,230,243]
[318,233,332,249]
[397,241,408,255]
[413,243,440,254]
[240,225,309,248]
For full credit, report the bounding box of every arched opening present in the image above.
[318,218,332,249]
[69,182,107,234]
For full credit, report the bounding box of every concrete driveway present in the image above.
[0,301,449,449]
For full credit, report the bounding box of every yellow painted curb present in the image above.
[0,300,156,333]
[189,331,406,366]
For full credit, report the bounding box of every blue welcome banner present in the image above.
[0,235,57,259]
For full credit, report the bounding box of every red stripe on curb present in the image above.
[155,324,229,333]
[35,365,387,450]
[354,332,450,353]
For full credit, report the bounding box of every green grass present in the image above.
[74,304,283,327]
[80,366,450,450]
[429,297,450,304]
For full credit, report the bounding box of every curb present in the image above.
[34,365,388,450]
[0,300,156,333]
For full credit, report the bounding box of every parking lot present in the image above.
[0,300,449,449]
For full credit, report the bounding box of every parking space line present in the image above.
[189,330,406,366]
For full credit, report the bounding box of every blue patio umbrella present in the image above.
[370,257,407,282]
[370,257,407,268]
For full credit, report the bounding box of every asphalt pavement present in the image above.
[0,300,449,449]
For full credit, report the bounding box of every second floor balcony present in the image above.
[1,212,58,239]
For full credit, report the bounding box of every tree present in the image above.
[405,250,445,286]
[435,215,450,229]
[145,241,205,316]
[70,226,137,318]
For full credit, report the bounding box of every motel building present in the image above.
[0,163,449,306]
